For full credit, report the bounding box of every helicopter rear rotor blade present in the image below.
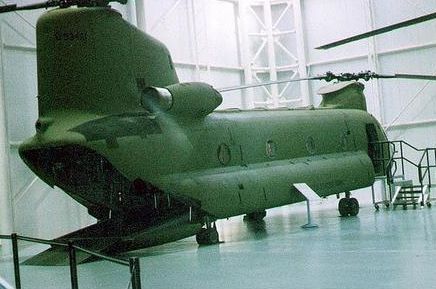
[371,73,436,81]
[217,76,325,93]
[316,11,436,50]
[0,0,128,14]
[0,4,17,13]
[0,1,63,13]
[390,74,436,81]
[217,71,436,93]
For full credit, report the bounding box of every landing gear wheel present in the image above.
[196,227,219,245]
[338,198,350,217]
[374,204,380,210]
[427,202,432,208]
[338,197,360,217]
[348,198,359,216]
[244,211,267,221]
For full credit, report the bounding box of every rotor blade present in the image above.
[374,73,436,81]
[0,1,59,13]
[316,11,436,50]
[0,4,17,13]
[217,76,325,93]
[0,0,128,14]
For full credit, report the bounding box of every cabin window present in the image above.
[266,140,276,158]
[217,143,231,165]
[305,136,316,155]
[341,131,349,150]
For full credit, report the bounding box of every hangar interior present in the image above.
[0,0,435,288]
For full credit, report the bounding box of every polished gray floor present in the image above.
[1,197,436,289]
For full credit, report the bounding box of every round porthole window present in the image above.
[266,140,276,158]
[306,136,316,155]
[341,132,349,150]
[217,143,231,165]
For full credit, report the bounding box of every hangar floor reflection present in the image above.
[2,196,436,289]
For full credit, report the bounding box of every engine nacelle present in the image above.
[141,82,223,118]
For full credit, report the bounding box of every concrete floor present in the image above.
[1,196,436,289]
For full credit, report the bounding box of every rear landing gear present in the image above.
[196,219,220,245]
[338,192,359,217]
[243,210,267,222]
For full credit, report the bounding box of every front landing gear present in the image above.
[338,192,359,217]
[196,220,220,245]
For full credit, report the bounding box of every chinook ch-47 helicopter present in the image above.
[1,0,435,265]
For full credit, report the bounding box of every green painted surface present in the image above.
[17,6,388,255]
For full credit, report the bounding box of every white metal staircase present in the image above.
[371,140,436,210]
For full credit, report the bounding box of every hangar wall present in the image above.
[0,0,434,240]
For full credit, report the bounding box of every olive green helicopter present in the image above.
[1,0,435,265]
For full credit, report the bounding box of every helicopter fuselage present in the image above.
[16,6,387,261]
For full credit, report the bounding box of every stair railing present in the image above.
[371,140,436,204]
[418,148,436,187]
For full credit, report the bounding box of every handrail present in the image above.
[16,235,68,247]
[418,149,428,165]
[392,156,418,168]
[71,244,129,266]
[0,233,141,289]
[392,140,425,152]
[4,234,131,265]
[371,140,436,204]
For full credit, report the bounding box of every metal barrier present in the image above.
[0,233,141,289]
[371,140,436,204]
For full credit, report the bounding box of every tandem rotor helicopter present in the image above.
[1,0,435,265]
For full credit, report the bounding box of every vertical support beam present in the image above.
[203,0,212,83]
[263,0,279,107]
[68,242,79,289]
[129,257,142,289]
[126,0,138,27]
[187,0,201,81]
[0,27,14,248]
[135,0,146,32]
[364,0,384,123]
[292,0,311,106]
[237,0,255,109]
[11,233,21,289]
